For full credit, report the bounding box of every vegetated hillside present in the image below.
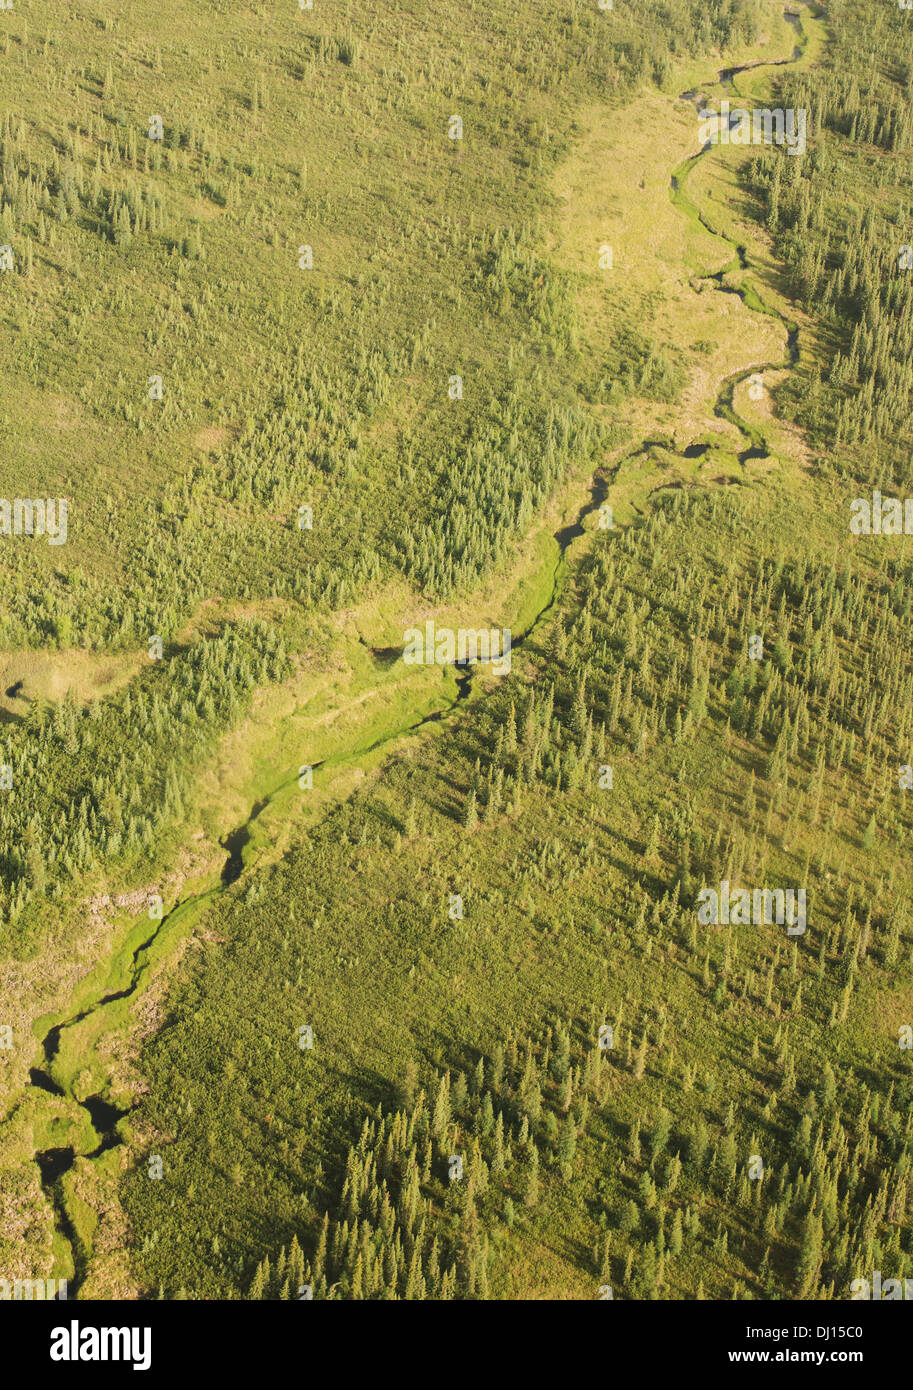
[749,0,913,488]
[120,471,913,1299]
[0,0,764,653]
[120,1,913,1298]
[3,0,912,1302]
[0,0,766,947]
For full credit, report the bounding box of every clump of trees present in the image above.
[0,622,290,940]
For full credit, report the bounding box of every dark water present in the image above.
[554,475,609,550]
[29,1066,63,1095]
[84,1094,129,1156]
[370,646,401,666]
[36,1147,75,1184]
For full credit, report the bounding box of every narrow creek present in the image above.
[29,465,609,1295]
[669,7,806,468]
[28,6,811,1296]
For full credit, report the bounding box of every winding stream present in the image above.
[668,10,805,468]
[27,6,813,1295]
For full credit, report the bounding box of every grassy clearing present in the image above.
[552,89,786,465]
[0,648,143,719]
